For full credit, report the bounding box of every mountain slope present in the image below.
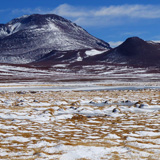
[0,14,160,69]
[0,14,110,64]
[92,37,160,67]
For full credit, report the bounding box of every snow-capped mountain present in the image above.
[0,14,160,70]
[0,14,110,64]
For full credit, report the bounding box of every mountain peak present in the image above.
[120,37,146,47]
[0,14,110,64]
[125,36,143,41]
[115,36,147,56]
[4,14,72,36]
[9,14,70,26]
[101,36,160,67]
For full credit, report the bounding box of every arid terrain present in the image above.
[0,7,160,160]
[0,83,159,160]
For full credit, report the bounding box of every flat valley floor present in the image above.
[0,83,159,160]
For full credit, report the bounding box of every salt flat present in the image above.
[0,83,159,159]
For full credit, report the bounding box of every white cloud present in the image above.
[153,40,160,43]
[108,41,123,48]
[94,5,160,18]
[74,16,121,26]
[10,4,160,27]
[52,4,160,27]
[52,4,89,17]
[52,4,160,19]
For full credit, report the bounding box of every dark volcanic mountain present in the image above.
[92,37,160,67]
[0,14,110,64]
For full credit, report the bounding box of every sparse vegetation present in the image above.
[0,85,159,159]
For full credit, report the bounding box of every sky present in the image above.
[1,0,160,47]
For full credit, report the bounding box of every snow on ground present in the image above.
[0,64,159,83]
[85,49,108,56]
[0,85,159,159]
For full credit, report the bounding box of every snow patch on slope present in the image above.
[77,52,83,61]
[48,22,59,31]
[0,14,111,64]
[85,49,107,56]
[9,22,21,34]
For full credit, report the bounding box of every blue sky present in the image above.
[1,0,160,47]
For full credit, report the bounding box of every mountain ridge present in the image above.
[0,14,160,69]
[85,37,160,67]
[0,14,110,64]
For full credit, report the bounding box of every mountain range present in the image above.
[0,14,160,70]
[87,37,160,67]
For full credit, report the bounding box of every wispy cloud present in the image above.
[108,41,123,48]
[52,4,127,26]
[52,4,89,17]
[94,5,160,18]
[10,4,160,27]
[52,4,160,19]
[153,40,160,43]
[53,4,160,27]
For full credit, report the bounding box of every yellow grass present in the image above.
[0,88,159,159]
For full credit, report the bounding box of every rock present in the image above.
[112,108,117,113]
[33,152,41,157]
[139,104,145,108]
[30,91,37,94]
[33,100,39,102]
[125,100,131,103]
[134,101,143,107]
[89,101,95,104]
[16,91,26,94]
[70,106,77,110]
[16,99,24,102]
